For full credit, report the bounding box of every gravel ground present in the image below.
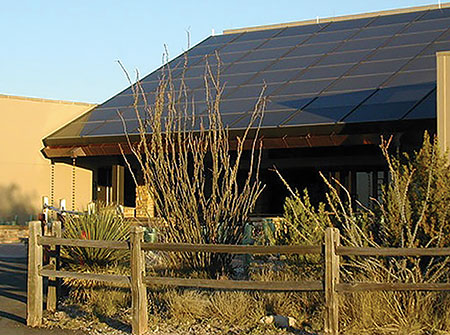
[43,301,318,335]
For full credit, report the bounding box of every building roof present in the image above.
[0,93,95,107]
[44,3,450,148]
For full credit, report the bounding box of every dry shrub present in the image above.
[274,133,450,333]
[165,290,211,323]
[250,264,323,329]
[210,291,264,326]
[63,264,130,317]
[120,55,266,277]
[90,288,130,317]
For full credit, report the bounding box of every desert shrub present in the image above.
[61,203,131,317]
[165,289,211,323]
[62,202,130,267]
[274,133,450,333]
[161,289,263,327]
[121,57,266,277]
[90,287,130,317]
[210,291,264,327]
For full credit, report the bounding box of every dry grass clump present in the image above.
[250,264,323,329]
[341,290,450,334]
[89,287,130,317]
[209,291,264,326]
[63,264,130,317]
[166,290,211,322]
[151,289,263,327]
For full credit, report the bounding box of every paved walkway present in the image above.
[0,243,85,335]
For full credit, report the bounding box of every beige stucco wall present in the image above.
[0,94,94,223]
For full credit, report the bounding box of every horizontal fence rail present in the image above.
[337,282,450,292]
[27,221,450,335]
[39,269,130,285]
[38,236,129,250]
[144,276,323,291]
[142,242,321,255]
[337,246,450,256]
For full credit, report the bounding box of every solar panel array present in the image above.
[49,7,450,140]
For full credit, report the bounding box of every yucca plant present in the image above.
[61,202,130,267]
[61,203,131,308]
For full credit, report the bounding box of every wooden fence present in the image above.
[26,221,450,335]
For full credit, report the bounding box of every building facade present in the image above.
[0,94,94,223]
[42,4,450,216]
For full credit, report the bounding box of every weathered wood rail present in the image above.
[26,222,450,335]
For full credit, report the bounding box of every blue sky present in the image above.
[0,0,435,103]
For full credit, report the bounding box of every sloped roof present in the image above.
[44,3,450,146]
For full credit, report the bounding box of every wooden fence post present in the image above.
[47,221,61,312]
[324,227,340,335]
[130,226,148,335]
[27,221,43,327]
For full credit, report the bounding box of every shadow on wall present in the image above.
[0,184,37,225]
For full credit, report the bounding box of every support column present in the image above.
[437,51,450,159]
[112,165,125,205]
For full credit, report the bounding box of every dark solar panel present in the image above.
[220,39,267,53]
[225,60,273,75]
[423,39,450,56]
[220,98,261,114]
[369,44,429,61]
[389,30,444,46]
[286,41,341,57]
[369,10,423,26]
[221,72,258,87]
[216,51,248,64]
[247,69,302,85]
[320,17,373,31]
[225,83,279,100]
[343,83,435,123]
[315,49,372,66]
[267,96,313,111]
[276,24,323,38]
[240,47,292,62]
[52,120,88,138]
[49,6,450,140]
[396,54,435,71]
[326,73,390,93]
[263,35,311,49]
[337,36,390,52]
[187,43,225,58]
[297,63,354,80]
[234,109,297,128]
[275,78,334,96]
[385,69,435,87]
[270,55,322,71]
[84,119,141,136]
[281,108,342,126]
[350,58,411,76]
[404,16,450,33]
[355,23,408,39]
[402,89,436,120]
[281,89,374,126]
[418,6,450,20]
[233,28,283,42]
[306,29,358,44]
